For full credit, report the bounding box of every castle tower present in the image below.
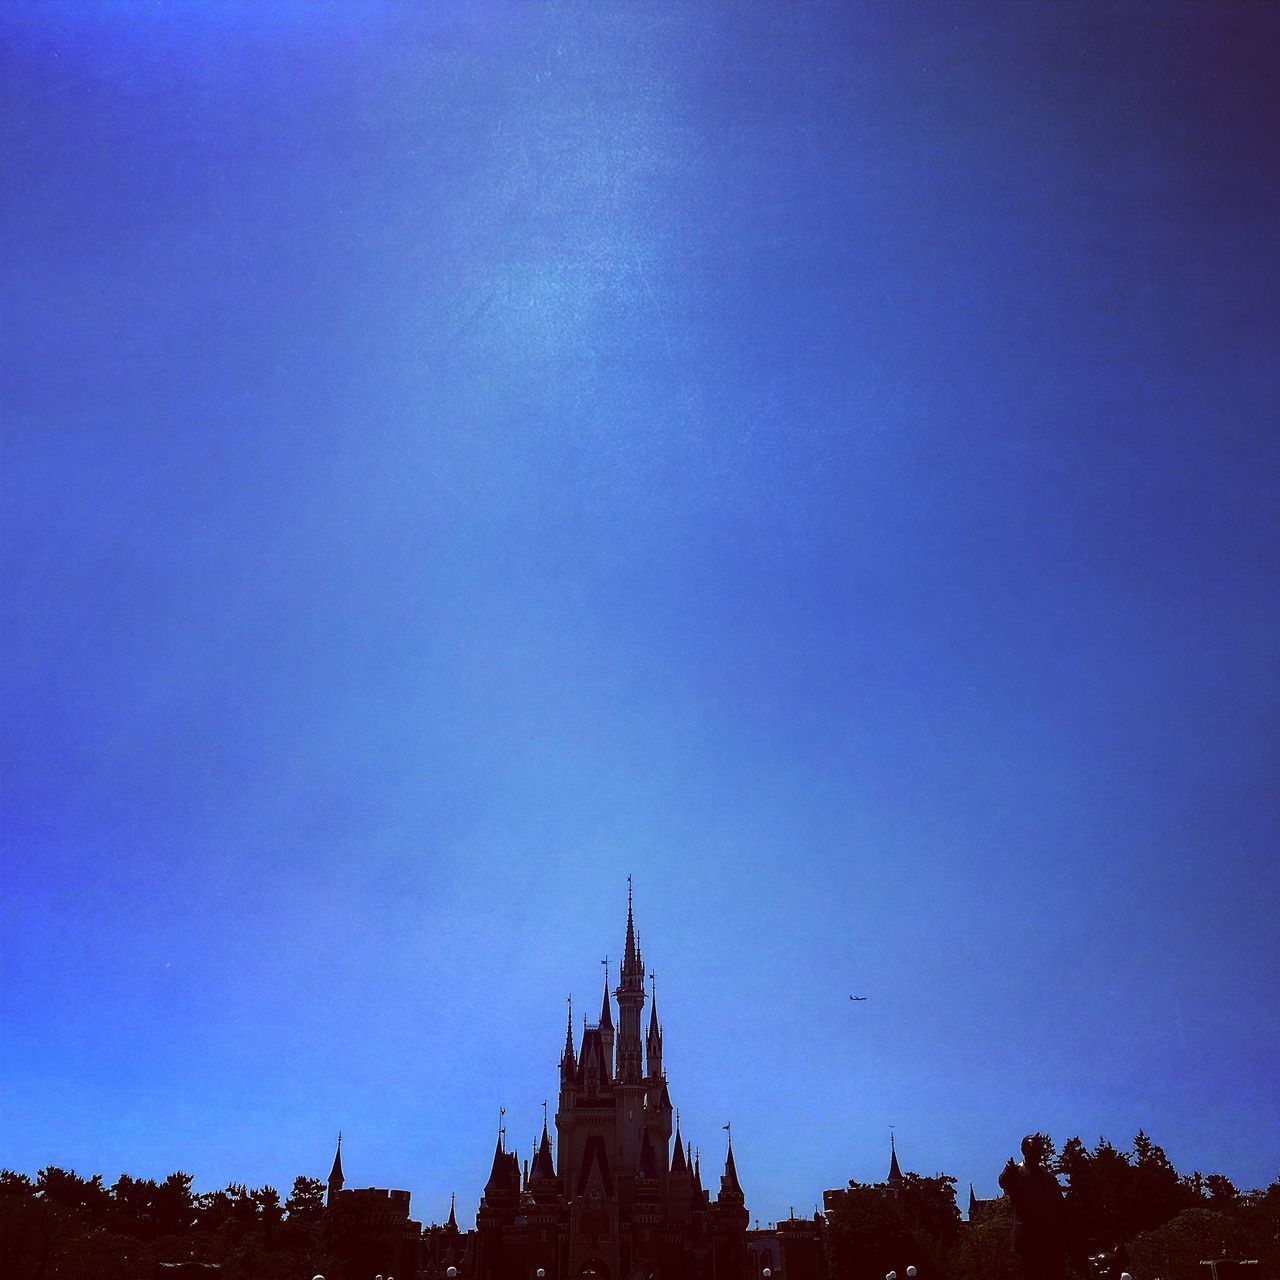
[467,884,756,1279]
[668,1117,692,1224]
[887,1133,904,1197]
[615,879,647,1084]
[599,961,615,1079]
[712,1136,749,1278]
[645,974,663,1081]
[474,1132,521,1280]
[613,879,649,1192]
[326,1133,344,1207]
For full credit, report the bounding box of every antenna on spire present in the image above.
[498,1106,506,1147]
[723,1120,732,1146]
[628,873,633,906]
[602,955,609,986]
[542,1100,548,1126]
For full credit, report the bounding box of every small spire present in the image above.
[722,1138,743,1195]
[599,958,613,1029]
[447,1191,457,1230]
[327,1132,344,1191]
[561,996,576,1078]
[530,1119,556,1183]
[671,1117,688,1175]
[647,973,660,1039]
[623,876,640,975]
[484,1132,509,1194]
[888,1132,903,1183]
[689,1144,704,1211]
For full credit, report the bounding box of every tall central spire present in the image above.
[614,878,647,1083]
[622,874,641,978]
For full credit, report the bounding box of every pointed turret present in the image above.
[528,1120,559,1205]
[560,996,577,1080]
[326,1133,344,1206]
[623,879,639,976]
[599,967,614,1029]
[645,973,663,1080]
[690,1145,707,1212]
[670,1121,688,1175]
[651,1073,673,1115]
[447,1191,458,1231]
[969,1183,978,1218]
[599,961,616,1079]
[483,1135,510,1195]
[531,1122,556,1182]
[721,1139,743,1197]
[712,1133,750,1264]
[615,878,647,1082]
[576,1024,610,1094]
[887,1133,903,1195]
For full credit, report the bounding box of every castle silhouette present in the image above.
[325,885,824,1279]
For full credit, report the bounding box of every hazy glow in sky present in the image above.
[2,1,1277,1225]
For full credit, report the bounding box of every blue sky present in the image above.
[2,0,1277,1227]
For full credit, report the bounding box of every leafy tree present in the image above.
[1203,1175,1240,1207]
[254,1185,283,1227]
[285,1175,325,1224]
[825,1182,915,1280]
[1057,1136,1133,1243]
[1130,1131,1193,1233]
[1126,1206,1251,1280]
[826,1175,960,1280]
[0,1167,339,1280]
[0,1172,62,1280]
[0,1171,35,1198]
[109,1173,161,1236]
[952,1200,1017,1280]
[151,1172,197,1236]
[36,1168,110,1226]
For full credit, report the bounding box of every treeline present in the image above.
[826,1131,1279,1280]
[0,1167,336,1280]
[4,1131,1276,1280]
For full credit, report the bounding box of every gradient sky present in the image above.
[2,0,1278,1230]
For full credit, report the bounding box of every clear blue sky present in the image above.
[2,0,1277,1229]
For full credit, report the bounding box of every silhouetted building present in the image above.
[823,1137,908,1212]
[968,1182,1003,1224]
[326,1136,424,1280]
[422,1193,474,1277]
[452,886,753,1280]
[746,1213,825,1280]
